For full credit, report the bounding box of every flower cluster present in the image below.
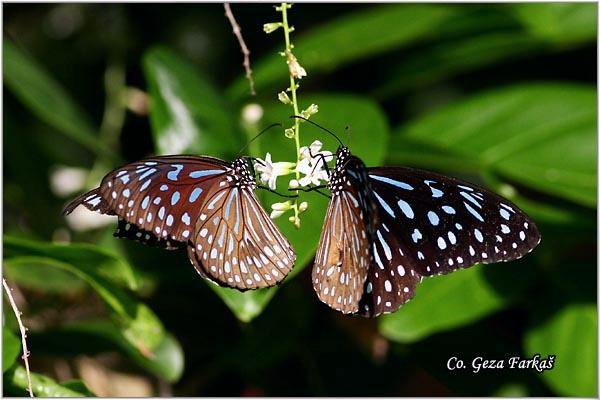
[293,140,333,188]
[254,140,333,193]
[262,2,327,228]
[253,140,333,222]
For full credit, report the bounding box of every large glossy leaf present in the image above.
[143,46,242,157]
[511,3,597,45]
[227,4,460,99]
[4,237,163,354]
[207,94,389,322]
[481,170,595,229]
[375,33,544,99]
[2,326,20,372]
[379,266,519,343]
[4,365,95,397]
[525,303,597,397]
[32,319,184,383]
[4,258,87,295]
[3,39,113,158]
[3,235,139,291]
[392,83,596,207]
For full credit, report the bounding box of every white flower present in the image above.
[253,153,295,190]
[296,140,333,187]
[286,50,307,79]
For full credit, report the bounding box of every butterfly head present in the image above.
[327,146,352,194]
[232,157,256,189]
[335,146,351,164]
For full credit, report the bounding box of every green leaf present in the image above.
[511,3,597,45]
[481,171,595,229]
[375,32,544,99]
[379,267,510,343]
[206,287,277,324]
[3,258,87,295]
[3,39,113,159]
[35,319,184,383]
[2,327,20,372]
[142,46,242,157]
[493,383,529,397]
[207,94,390,322]
[60,380,96,397]
[5,364,95,397]
[3,235,139,291]
[4,236,164,354]
[393,83,596,207]
[525,303,597,397]
[227,4,459,99]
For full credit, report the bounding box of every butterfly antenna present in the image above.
[257,185,299,198]
[236,123,282,158]
[290,115,344,147]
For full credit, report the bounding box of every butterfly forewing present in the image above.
[65,156,230,244]
[188,186,295,290]
[355,166,540,317]
[368,167,541,276]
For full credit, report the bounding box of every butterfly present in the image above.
[63,155,296,290]
[312,146,541,317]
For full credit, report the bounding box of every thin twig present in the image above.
[224,3,255,95]
[3,279,34,397]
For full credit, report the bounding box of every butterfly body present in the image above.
[314,147,541,317]
[64,155,295,291]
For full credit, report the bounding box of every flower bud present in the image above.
[270,209,286,219]
[271,200,293,211]
[263,22,282,34]
[288,179,299,189]
[284,128,295,138]
[278,91,292,105]
[299,201,308,212]
[300,104,319,119]
[289,215,301,228]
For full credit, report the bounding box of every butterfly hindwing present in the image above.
[313,154,375,314]
[188,185,296,290]
[114,218,183,250]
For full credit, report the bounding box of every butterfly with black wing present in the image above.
[64,155,296,290]
[313,146,541,317]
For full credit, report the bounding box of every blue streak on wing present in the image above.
[373,191,395,218]
[189,169,225,179]
[369,175,414,190]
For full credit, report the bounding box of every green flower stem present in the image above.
[279,2,301,227]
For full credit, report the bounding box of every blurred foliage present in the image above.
[3,3,597,396]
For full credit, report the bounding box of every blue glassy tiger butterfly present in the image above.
[313,146,541,317]
[63,155,296,290]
